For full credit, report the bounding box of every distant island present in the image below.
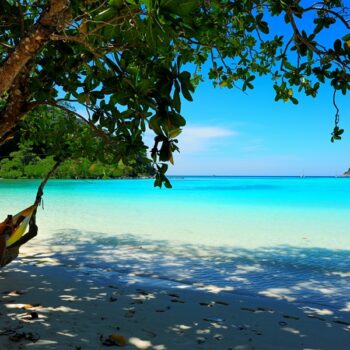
[343,169,350,177]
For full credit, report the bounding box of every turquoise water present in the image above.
[1,177,350,310]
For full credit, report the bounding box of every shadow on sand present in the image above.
[20,229,350,310]
[0,229,349,349]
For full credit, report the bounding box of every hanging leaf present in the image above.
[161,0,199,16]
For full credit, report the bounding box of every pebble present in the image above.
[214,334,223,341]
[199,302,213,307]
[108,285,119,290]
[197,336,206,344]
[241,307,256,312]
[170,299,185,303]
[168,293,180,298]
[30,312,39,320]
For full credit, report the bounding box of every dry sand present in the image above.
[0,254,349,350]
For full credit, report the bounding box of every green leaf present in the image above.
[144,0,153,11]
[283,61,294,70]
[77,93,88,104]
[94,7,116,22]
[179,72,194,101]
[334,39,342,52]
[161,0,198,16]
[342,33,350,42]
[168,128,182,138]
[146,18,157,49]
[290,96,299,105]
[258,21,269,34]
[109,0,124,8]
[149,116,164,136]
[159,140,171,161]
[164,177,172,188]
[180,85,193,101]
[159,163,168,174]
[172,114,186,127]
[92,111,100,123]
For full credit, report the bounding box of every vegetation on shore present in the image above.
[0,144,152,179]
[0,106,154,179]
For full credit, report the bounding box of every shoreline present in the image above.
[2,175,350,180]
[1,259,349,349]
[0,176,154,181]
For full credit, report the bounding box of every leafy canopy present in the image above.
[0,0,349,186]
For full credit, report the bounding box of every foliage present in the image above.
[22,105,108,161]
[0,1,350,186]
[0,106,154,178]
[0,143,151,179]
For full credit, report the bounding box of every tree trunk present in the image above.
[0,0,71,96]
[0,70,29,141]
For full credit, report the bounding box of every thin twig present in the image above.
[304,5,350,29]
[332,89,340,126]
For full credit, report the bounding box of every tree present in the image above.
[0,105,154,178]
[0,0,349,187]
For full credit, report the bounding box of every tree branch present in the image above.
[0,69,30,140]
[0,0,71,96]
[49,33,128,74]
[45,101,112,144]
[0,42,14,49]
[287,10,323,56]
[304,5,350,29]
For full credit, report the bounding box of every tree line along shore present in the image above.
[0,106,155,180]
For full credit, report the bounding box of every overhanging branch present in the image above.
[0,0,71,96]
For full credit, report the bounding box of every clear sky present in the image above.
[169,73,350,176]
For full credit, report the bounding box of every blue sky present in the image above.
[169,73,350,176]
[167,8,350,176]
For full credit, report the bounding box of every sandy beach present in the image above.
[0,249,349,350]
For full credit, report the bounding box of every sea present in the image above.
[1,177,350,311]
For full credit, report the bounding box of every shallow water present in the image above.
[1,177,350,310]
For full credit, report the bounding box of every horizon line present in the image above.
[167,175,348,177]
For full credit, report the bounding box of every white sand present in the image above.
[0,253,349,350]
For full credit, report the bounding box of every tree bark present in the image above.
[0,70,29,141]
[0,0,71,96]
